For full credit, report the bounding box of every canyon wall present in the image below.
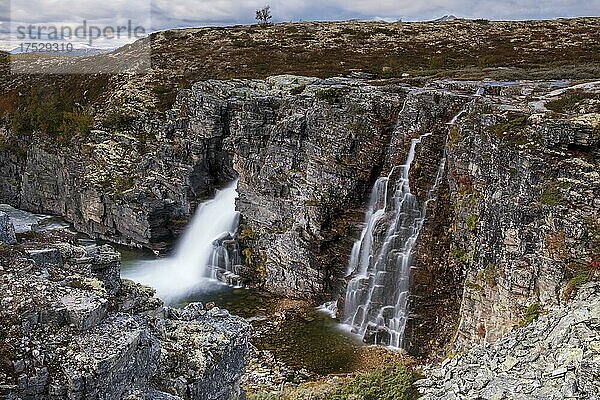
[0,77,598,358]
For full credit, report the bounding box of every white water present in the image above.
[342,133,434,348]
[122,180,240,303]
[341,100,475,348]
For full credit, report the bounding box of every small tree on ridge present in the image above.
[255,5,272,25]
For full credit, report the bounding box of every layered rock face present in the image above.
[0,76,598,359]
[416,282,600,399]
[169,76,466,298]
[0,220,250,399]
[0,111,235,252]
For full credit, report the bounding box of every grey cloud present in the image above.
[5,0,600,33]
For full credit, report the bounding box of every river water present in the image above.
[120,246,364,375]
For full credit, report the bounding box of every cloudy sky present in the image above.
[1,0,599,50]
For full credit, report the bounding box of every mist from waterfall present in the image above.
[122,180,240,303]
[342,133,443,348]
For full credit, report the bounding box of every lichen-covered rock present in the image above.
[416,282,600,399]
[443,81,600,350]
[169,76,466,299]
[0,211,16,244]
[0,232,250,400]
[0,76,598,361]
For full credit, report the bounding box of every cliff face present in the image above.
[168,76,466,299]
[0,104,235,251]
[417,282,600,399]
[445,82,600,351]
[0,217,249,400]
[0,76,598,358]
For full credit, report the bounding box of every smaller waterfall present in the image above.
[122,180,240,303]
[209,233,243,287]
[317,301,339,318]
[342,133,436,348]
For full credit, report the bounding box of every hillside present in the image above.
[1,18,599,133]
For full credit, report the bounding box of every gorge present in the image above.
[1,18,600,400]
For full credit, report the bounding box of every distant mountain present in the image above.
[9,46,111,57]
[434,15,459,22]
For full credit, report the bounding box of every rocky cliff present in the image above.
[417,282,600,399]
[0,216,250,399]
[1,76,599,360]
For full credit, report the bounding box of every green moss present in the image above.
[315,88,343,105]
[489,116,528,136]
[102,110,137,130]
[113,175,135,195]
[568,272,591,289]
[520,303,542,327]
[476,264,498,287]
[466,215,478,232]
[539,184,567,206]
[450,246,475,264]
[468,193,480,208]
[447,125,461,148]
[488,115,539,146]
[467,282,484,292]
[450,247,465,260]
[329,364,421,400]
[289,84,306,95]
[564,259,599,300]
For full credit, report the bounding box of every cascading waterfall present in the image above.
[122,180,240,303]
[209,232,243,287]
[341,98,475,348]
[342,130,455,348]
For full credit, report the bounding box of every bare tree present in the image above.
[255,5,272,25]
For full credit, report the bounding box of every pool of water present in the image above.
[120,250,364,376]
[183,286,364,375]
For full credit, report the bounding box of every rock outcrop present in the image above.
[0,218,250,400]
[416,282,600,399]
[0,211,16,244]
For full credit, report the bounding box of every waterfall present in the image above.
[342,133,441,348]
[122,180,240,303]
[341,97,475,348]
